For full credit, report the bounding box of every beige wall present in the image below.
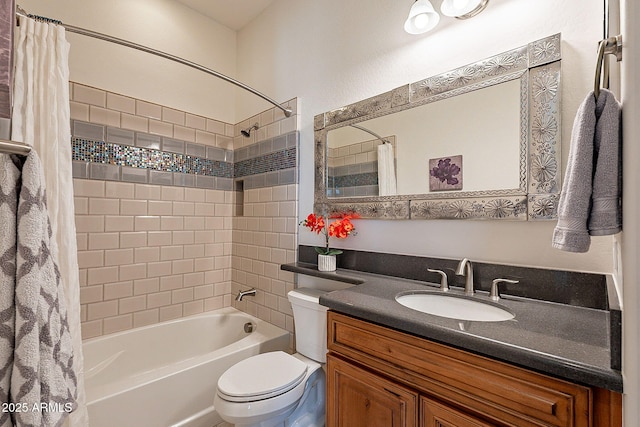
[236,0,615,274]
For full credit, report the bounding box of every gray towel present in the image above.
[552,89,622,252]
[0,154,20,427]
[6,152,77,426]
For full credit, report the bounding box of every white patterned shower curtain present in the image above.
[11,15,88,427]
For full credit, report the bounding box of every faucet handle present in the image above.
[427,268,449,292]
[490,278,519,301]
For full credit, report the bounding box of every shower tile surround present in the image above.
[70,82,299,342]
[327,136,397,198]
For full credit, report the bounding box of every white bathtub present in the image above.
[83,307,290,427]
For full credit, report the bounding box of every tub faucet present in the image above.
[455,258,474,296]
[235,288,256,301]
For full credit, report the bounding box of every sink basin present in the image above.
[395,291,515,322]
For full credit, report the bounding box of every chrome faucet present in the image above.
[455,258,474,296]
[235,288,256,301]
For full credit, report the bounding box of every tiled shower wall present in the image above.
[70,82,299,341]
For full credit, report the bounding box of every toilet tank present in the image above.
[287,288,329,363]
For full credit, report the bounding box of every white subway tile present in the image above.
[136,100,162,119]
[134,247,160,263]
[135,184,162,200]
[104,248,134,266]
[159,305,182,321]
[90,106,120,127]
[174,125,195,142]
[148,200,173,216]
[103,314,133,334]
[134,278,160,295]
[183,300,203,316]
[147,261,173,278]
[80,285,104,304]
[121,200,148,216]
[107,92,136,114]
[119,295,147,314]
[134,216,161,231]
[160,275,183,291]
[133,309,159,328]
[87,300,118,320]
[147,231,172,246]
[147,292,172,308]
[74,84,106,107]
[121,114,149,133]
[149,120,173,137]
[81,320,103,339]
[74,179,105,198]
[70,101,89,121]
[119,232,147,248]
[76,216,105,234]
[105,216,134,232]
[106,182,135,199]
[77,250,104,269]
[119,263,147,281]
[104,281,134,300]
[88,233,120,250]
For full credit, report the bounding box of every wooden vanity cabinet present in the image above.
[326,311,622,427]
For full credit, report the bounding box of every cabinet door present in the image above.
[421,397,496,427]
[327,354,419,427]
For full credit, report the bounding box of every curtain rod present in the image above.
[15,7,293,118]
[0,138,31,156]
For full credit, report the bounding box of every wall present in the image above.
[71,80,300,339]
[70,82,236,338]
[18,0,239,122]
[231,108,300,348]
[236,0,614,274]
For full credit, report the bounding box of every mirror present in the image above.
[314,34,562,220]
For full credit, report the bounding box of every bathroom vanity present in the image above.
[282,253,623,427]
[326,311,620,427]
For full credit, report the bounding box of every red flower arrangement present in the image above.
[300,213,358,255]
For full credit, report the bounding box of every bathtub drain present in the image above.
[244,322,255,333]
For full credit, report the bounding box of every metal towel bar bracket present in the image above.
[594,34,623,100]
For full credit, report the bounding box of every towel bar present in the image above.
[594,35,622,100]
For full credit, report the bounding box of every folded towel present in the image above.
[552,89,622,252]
[588,89,622,235]
[0,154,20,427]
[377,142,397,196]
[11,152,77,427]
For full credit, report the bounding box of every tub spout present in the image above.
[235,288,256,301]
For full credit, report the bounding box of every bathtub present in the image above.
[83,307,290,427]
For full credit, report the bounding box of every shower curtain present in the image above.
[11,15,88,427]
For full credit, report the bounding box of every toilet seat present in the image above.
[217,351,308,403]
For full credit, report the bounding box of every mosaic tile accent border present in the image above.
[71,119,298,190]
[234,131,299,190]
[72,138,233,177]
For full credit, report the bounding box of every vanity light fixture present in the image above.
[440,0,490,19]
[404,0,440,34]
[404,0,490,34]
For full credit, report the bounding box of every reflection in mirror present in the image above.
[314,34,562,221]
[327,78,521,197]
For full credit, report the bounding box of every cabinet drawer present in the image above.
[328,312,591,427]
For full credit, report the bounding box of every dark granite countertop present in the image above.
[283,263,623,392]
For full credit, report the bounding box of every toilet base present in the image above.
[216,358,325,427]
[214,353,326,427]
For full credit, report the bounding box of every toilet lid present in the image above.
[217,351,308,402]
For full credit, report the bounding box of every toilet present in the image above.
[214,288,328,427]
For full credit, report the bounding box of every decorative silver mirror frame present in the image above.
[314,34,561,220]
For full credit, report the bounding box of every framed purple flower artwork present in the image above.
[429,155,463,191]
